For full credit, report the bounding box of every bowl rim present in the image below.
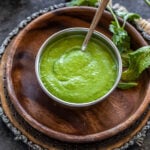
[35,27,122,107]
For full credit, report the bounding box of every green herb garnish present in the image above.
[67,0,98,6]
[122,46,150,81]
[68,0,150,89]
[114,11,141,28]
[117,82,138,90]
[109,21,130,53]
[144,0,150,6]
[108,7,140,53]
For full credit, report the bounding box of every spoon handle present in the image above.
[81,0,110,51]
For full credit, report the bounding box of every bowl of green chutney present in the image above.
[35,27,122,107]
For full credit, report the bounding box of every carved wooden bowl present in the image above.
[3,7,150,143]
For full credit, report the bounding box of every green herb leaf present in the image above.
[121,51,131,67]
[123,12,140,22]
[144,0,150,6]
[68,0,98,6]
[115,11,140,22]
[115,11,140,28]
[68,0,150,90]
[122,46,150,81]
[118,82,138,89]
[109,21,130,53]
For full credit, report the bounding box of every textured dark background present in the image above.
[0,0,149,149]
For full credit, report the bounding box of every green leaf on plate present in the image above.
[109,21,130,53]
[118,82,138,89]
[122,46,150,81]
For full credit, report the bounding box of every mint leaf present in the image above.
[122,46,150,81]
[121,51,132,67]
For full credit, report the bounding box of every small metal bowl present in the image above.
[35,27,122,108]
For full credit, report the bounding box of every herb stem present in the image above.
[122,20,126,29]
[107,5,120,28]
[145,0,150,6]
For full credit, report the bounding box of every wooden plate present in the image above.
[2,7,150,143]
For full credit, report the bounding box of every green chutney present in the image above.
[39,35,117,103]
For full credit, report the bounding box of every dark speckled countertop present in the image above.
[0,0,149,149]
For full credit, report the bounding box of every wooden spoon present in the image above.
[81,0,110,51]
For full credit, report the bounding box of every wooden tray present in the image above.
[0,6,150,144]
[0,86,149,149]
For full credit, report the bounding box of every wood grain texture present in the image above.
[1,7,150,143]
[0,40,150,149]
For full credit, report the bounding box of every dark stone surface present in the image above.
[0,0,149,149]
